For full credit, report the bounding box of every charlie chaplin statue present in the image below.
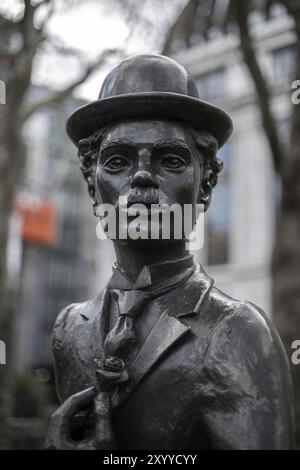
[45,54,294,450]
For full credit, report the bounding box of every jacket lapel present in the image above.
[89,286,112,365]
[111,310,190,410]
[111,264,213,411]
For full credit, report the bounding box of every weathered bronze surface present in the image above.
[45,54,295,450]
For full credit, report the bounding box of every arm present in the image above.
[48,303,122,449]
[46,304,98,449]
[201,302,295,449]
[45,387,97,450]
[51,303,78,403]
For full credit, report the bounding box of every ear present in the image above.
[86,174,99,216]
[197,169,215,211]
[78,131,104,217]
[78,152,100,217]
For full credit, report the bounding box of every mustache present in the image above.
[127,187,159,205]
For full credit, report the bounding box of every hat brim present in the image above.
[66,92,233,148]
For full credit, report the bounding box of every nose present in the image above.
[130,170,159,188]
[131,150,159,188]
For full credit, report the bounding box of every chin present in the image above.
[118,218,185,241]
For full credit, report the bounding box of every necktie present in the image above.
[94,265,195,449]
[104,289,149,366]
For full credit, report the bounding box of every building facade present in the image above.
[171,7,295,315]
[11,90,98,370]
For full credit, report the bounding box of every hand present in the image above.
[92,356,129,449]
[45,357,128,450]
[95,356,129,392]
[44,387,97,450]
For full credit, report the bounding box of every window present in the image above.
[273,45,296,83]
[277,118,290,146]
[248,10,266,28]
[196,68,226,102]
[269,2,287,19]
[206,142,231,266]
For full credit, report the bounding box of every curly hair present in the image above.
[77,122,223,214]
[189,128,223,209]
[77,128,107,215]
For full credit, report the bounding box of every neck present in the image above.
[113,240,190,281]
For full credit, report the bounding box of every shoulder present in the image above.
[203,285,292,396]
[51,290,106,354]
[51,291,107,402]
[51,301,90,352]
[194,265,273,339]
[206,285,285,360]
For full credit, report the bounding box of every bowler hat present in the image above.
[66,54,233,148]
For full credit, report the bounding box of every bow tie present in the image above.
[107,255,194,291]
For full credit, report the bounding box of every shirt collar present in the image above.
[107,255,194,291]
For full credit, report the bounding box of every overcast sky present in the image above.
[1,0,186,101]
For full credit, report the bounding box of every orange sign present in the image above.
[14,197,56,246]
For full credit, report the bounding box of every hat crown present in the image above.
[99,54,199,99]
[67,54,233,148]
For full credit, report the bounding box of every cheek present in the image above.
[177,170,195,204]
[96,166,130,203]
[159,167,198,204]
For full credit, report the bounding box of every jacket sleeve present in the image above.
[51,303,82,403]
[201,301,295,449]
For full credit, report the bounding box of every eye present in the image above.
[161,155,187,170]
[104,155,130,172]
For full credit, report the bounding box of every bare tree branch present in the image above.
[232,0,285,174]
[23,0,38,47]
[20,49,120,122]
[162,0,199,55]
[204,0,217,39]
[37,0,55,32]
[277,0,300,184]
[44,35,88,62]
[280,0,300,16]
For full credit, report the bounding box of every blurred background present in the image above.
[0,0,300,449]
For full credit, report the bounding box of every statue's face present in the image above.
[95,119,202,241]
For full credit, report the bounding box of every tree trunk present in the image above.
[0,104,24,446]
[273,5,300,447]
[272,176,300,447]
[232,0,300,446]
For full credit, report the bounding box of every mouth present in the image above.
[127,187,159,207]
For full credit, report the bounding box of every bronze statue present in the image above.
[45,54,295,450]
